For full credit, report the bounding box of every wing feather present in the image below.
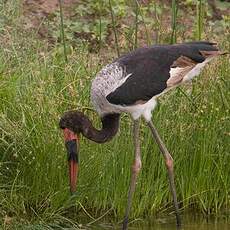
[106,42,223,106]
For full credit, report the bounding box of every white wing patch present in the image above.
[182,57,214,82]
[167,55,215,88]
[168,66,194,87]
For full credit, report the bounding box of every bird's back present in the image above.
[91,41,224,117]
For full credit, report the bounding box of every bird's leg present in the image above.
[122,119,141,230]
[147,120,181,227]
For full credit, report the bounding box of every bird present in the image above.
[59,41,226,230]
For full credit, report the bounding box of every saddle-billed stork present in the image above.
[59,41,225,230]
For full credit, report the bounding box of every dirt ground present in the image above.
[23,0,77,17]
[22,0,229,46]
[23,0,78,39]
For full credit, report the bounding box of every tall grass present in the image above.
[0,0,229,229]
[1,39,229,227]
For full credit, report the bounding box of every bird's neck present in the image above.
[81,113,120,143]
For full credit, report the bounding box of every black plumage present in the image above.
[106,41,218,106]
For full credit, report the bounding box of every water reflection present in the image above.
[91,214,230,230]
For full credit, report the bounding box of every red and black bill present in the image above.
[63,128,79,194]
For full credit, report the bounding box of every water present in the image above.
[90,214,230,230]
[130,220,230,230]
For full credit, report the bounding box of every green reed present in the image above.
[58,0,68,63]
[196,0,205,40]
[134,0,139,49]
[171,0,178,44]
[108,0,120,57]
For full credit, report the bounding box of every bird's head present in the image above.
[59,110,86,194]
[59,110,120,193]
[59,110,86,134]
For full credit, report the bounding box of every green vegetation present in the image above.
[0,0,229,229]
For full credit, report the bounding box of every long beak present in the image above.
[63,128,79,194]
